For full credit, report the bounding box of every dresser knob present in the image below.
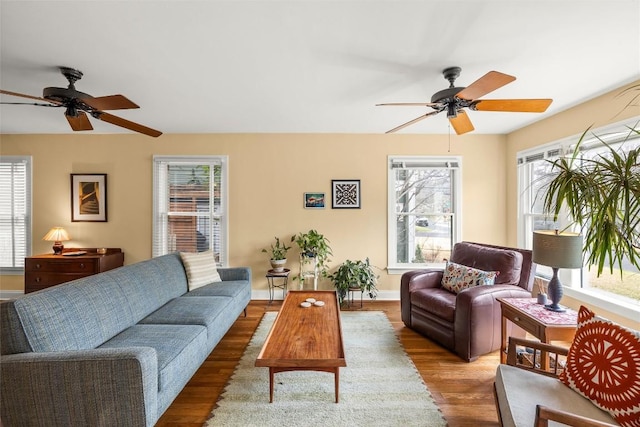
[514,316,520,322]
[35,263,41,269]
[79,263,85,269]
[35,277,41,283]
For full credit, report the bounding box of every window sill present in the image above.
[562,287,639,326]
[386,263,445,275]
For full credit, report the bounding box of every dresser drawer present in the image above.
[24,250,124,293]
[25,258,99,274]
[501,304,543,337]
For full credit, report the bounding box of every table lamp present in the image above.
[532,230,583,312]
[43,227,70,255]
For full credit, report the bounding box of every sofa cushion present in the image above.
[496,364,617,427]
[180,250,222,291]
[441,261,498,293]
[411,288,456,323]
[99,324,208,393]
[12,275,133,352]
[559,306,640,427]
[182,280,248,299]
[450,242,522,286]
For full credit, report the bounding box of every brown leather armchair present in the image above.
[401,241,536,362]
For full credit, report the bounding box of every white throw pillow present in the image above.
[180,250,222,291]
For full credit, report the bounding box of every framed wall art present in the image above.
[304,192,325,209]
[331,179,360,209]
[71,173,108,222]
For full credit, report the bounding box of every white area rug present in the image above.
[205,311,447,426]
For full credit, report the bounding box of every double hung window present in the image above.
[0,156,32,272]
[152,156,227,265]
[517,119,640,304]
[388,156,462,271]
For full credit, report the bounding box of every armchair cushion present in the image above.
[559,306,640,427]
[441,260,499,293]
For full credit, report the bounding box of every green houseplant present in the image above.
[261,237,291,272]
[539,125,640,276]
[328,258,379,305]
[291,229,333,279]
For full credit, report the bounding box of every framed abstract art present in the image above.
[331,179,360,209]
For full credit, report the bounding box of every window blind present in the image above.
[0,156,32,271]
[152,156,227,265]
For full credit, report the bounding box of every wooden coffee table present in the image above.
[255,290,346,403]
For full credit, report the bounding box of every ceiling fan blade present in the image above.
[385,110,441,133]
[455,71,516,100]
[377,102,442,107]
[473,99,553,112]
[66,111,93,131]
[449,111,474,135]
[1,89,63,105]
[81,95,139,111]
[93,111,162,138]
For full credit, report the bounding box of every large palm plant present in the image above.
[540,125,640,276]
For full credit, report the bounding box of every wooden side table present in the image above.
[497,297,577,370]
[266,268,290,303]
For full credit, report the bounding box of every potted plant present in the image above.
[539,126,640,276]
[291,229,333,280]
[261,237,291,272]
[328,258,379,306]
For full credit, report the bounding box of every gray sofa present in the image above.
[0,253,251,427]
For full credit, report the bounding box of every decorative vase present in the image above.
[270,259,286,272]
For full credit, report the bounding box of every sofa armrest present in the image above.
[400,270,443,326]
[506,337,569,378]
[218,266,251,282]
[453,284,531,360]
[535,405,618,427]
[0,347,158,427]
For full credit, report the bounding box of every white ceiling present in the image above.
[1,0,639,136]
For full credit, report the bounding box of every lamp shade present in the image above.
[532,230,583,269]
[42,227,70,242]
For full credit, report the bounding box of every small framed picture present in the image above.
[332,179,361,209]
[304,192,325,209]
[71,173,108,222]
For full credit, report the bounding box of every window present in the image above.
[153,156,227,265]
[517,118,640,304]
[388,156,462,271]
[0,156,32,272]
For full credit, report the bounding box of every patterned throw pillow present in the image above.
[440,261,498,294]
[180,250,222,291]
[559,306,640,427]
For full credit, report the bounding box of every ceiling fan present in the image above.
[0,66,162,137]
[377,66,552,135]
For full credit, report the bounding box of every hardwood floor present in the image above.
[156,300,501,427]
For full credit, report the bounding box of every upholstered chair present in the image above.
[400,241,536,362]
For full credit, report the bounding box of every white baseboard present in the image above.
[0,290,24,300]
[251,289,399,302]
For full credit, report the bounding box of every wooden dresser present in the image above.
[24,248,124,293]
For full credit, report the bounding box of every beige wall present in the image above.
[0,132,507,293]
[2,81,637,328]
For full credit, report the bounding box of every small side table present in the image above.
[497,297,578,371]
[266,269,290,303]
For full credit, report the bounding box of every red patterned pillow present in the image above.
[559,305,640,427]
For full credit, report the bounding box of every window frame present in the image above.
[387,155,462,274]
[0,155,32,274]
[152,155,228,266]
[516,117,640,318]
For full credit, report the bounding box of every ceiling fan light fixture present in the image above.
[447,102,457,118]
[65,105,78,117]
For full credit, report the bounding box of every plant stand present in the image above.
[347,286,363,308]
[298,254,318,290]
[266,268,290,303]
